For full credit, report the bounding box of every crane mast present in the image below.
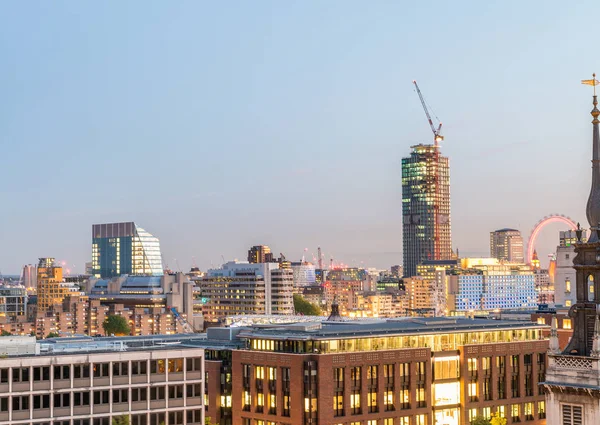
[412,80,444,260]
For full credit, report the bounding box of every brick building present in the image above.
[224,318,548,425]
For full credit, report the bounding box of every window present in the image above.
[538,401,546,419]
[150,386,165,400]
[367,365,378,386]
[399,387,410,409]
[333,394,344,417]
[469,408,478,422]
[416,385,426,407]
[334,368,344,388]
[168,358,183,373]
[384,390,394,411]
[351,366,361,385]
[94,390,110,404]
[537,317,546,325]
[268,394,276,415]
[524,402,534,421]
[256,393,264,413]
[512,404,521,423]
[565,279,571,293]
[168,385,184,399]
[566,300,572,307]
[399,418,409,425]
[221,395,232,408]
[132,388,147,402]
[350,391,361,415]
[283,394,291,417]
[74,364,90,379]
[93,363,110,378]
[113,361,128,376]
[367,421,378,425]
[33,394,50,409]
[563,319,572,329]
[33,366,51,381]
[243,391,251,411]
[112,389,128,404]
[256,366,265,380]
[469,382,478,402]
[368,391,378,413]
[415,415,426,425]
[186,383,202,398]
[384,364,394,384]
[0,369,7,383]
[468,358,478,374]
[384,419,394,425]
[186,357,202,372]
[13,367,29,383]
[54,393,71,408]
[562,404,583,425]
[497,405,506,418]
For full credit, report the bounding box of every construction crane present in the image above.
[413,80,444,260]
[169,307,195,334]
[412,80,443,146]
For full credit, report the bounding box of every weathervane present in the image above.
[582,73,600,96]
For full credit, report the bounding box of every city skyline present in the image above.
[0,2,595,274]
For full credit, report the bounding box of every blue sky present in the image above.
[0,1,596,274]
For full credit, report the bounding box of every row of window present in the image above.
[21,410,203,425]
[2,358,202,383]
[1,384,202,411]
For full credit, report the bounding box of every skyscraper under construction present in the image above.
[402,144,452,277]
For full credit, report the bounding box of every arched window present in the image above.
[588,274,595,302]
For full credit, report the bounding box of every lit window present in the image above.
[563,319,572,330]
[566,300,572,307]
[537,318,546,325]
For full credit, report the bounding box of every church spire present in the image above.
[583,74,600,241]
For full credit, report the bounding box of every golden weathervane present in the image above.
[582,73,600,96]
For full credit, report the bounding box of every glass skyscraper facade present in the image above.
[402,144,452,277]
[92,222,164,278]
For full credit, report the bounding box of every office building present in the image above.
[0,334,204,425]
[228,317,548,425]
[92,222,164,278]
[490,228,525,263]
[36,258,82,314]
[0,285,27,319]
[447,258,537,313]
[402,144,452,277]
[290,261,316,288]
[247,245,274,264]
[543,84,600,424]
[200,261,293,325]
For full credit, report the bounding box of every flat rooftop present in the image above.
[237,317,547,340]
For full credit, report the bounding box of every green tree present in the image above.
[205,417,216,425]
[471,417,491,425]
[490,414,507,425]
[293,294,322,316]
[46,332,60,339]
[102,315,131,336]
[0,330,11,337]
[112,415,130,425]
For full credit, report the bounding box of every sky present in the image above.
[0,1,597,274]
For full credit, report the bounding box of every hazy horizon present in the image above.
[1,1,596,274]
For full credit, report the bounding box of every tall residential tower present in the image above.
[402,144,451,277]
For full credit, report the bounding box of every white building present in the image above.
[554,230,583,308]
[290,262,316,288]
[200,261,294,323]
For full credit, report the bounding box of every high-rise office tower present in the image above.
[490,228,525,262]
[247,245,274,263]
[92,222,164,278]
[402,144,451,277]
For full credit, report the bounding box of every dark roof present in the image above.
[493,228,520,233]
[238,317,547,341]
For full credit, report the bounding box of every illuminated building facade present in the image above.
[247,245,274,264]
[447,259,537,313]
[92,222,164,279]
[36,258,82,314]
[0,285,27,319]
[228,318,548,425]
[490,229,524,263]
[200,261,293,324]
[402,144,452,277]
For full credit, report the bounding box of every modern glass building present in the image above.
[402,144,452,277]
[91,222,164,278]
